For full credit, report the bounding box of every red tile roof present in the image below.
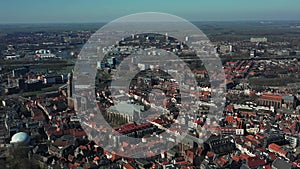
[124,163,135,169]
[268,152,277,161]
[260,94,282,101]
[264,164,271,169]
[206,151,215,158]
[231,156,240,162]
[247,157,266,168]
[216,157,228,167]
[239,154,250,160]
[225,105,234,111]
[268,143,287,157]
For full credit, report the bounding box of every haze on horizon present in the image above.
[0,0,299,24]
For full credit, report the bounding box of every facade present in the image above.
[107,101,144,123]
[25,79,43,91]
[43,74,64,84]
[258,94,282,109]
[35,49,56,59]
[268,143,288,159]
[67,73,73,108]
[204,136,236,155]
[282,95,296,109]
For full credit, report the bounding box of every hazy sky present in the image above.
[0,0,299,23]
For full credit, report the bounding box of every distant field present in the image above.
[194,21,300,41]
[0,59,75,73]
[248,77,300,87]
[0,23,106,33]
[0,20,299,34]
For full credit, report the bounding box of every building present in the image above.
[285,135,298,148]
[258,94,282,109]
[204,136,236,155]
[272,158,291,169]
[262,135,286,148]
[43,74,64,84]
[282,95,296,109]
[107,57,117,68]
[12,67,28,77]
[219,128,245,136]
[35,49,56,59]
[25,79,43,91]
[97,61,105,70]
[268,143,287,159]
[10,132,30,145]
[107,101,144,122]
[5,55,20,60]
[250,37,267,43]
[67,73,73,108]
[4,86,19,95]
[250,50,257,58]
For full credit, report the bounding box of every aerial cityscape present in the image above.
[0,1,300,169]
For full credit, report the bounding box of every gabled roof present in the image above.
[260,94,282,101]
[246,157,266,168]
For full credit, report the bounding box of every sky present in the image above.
[0,0,299,23]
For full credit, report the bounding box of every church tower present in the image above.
[67,73,74,108]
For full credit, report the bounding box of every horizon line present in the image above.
[1,19,300,25]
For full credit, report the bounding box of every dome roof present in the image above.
[10,132,30,144]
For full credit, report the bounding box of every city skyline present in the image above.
[0,0,300,23]
[1,2,300,168]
